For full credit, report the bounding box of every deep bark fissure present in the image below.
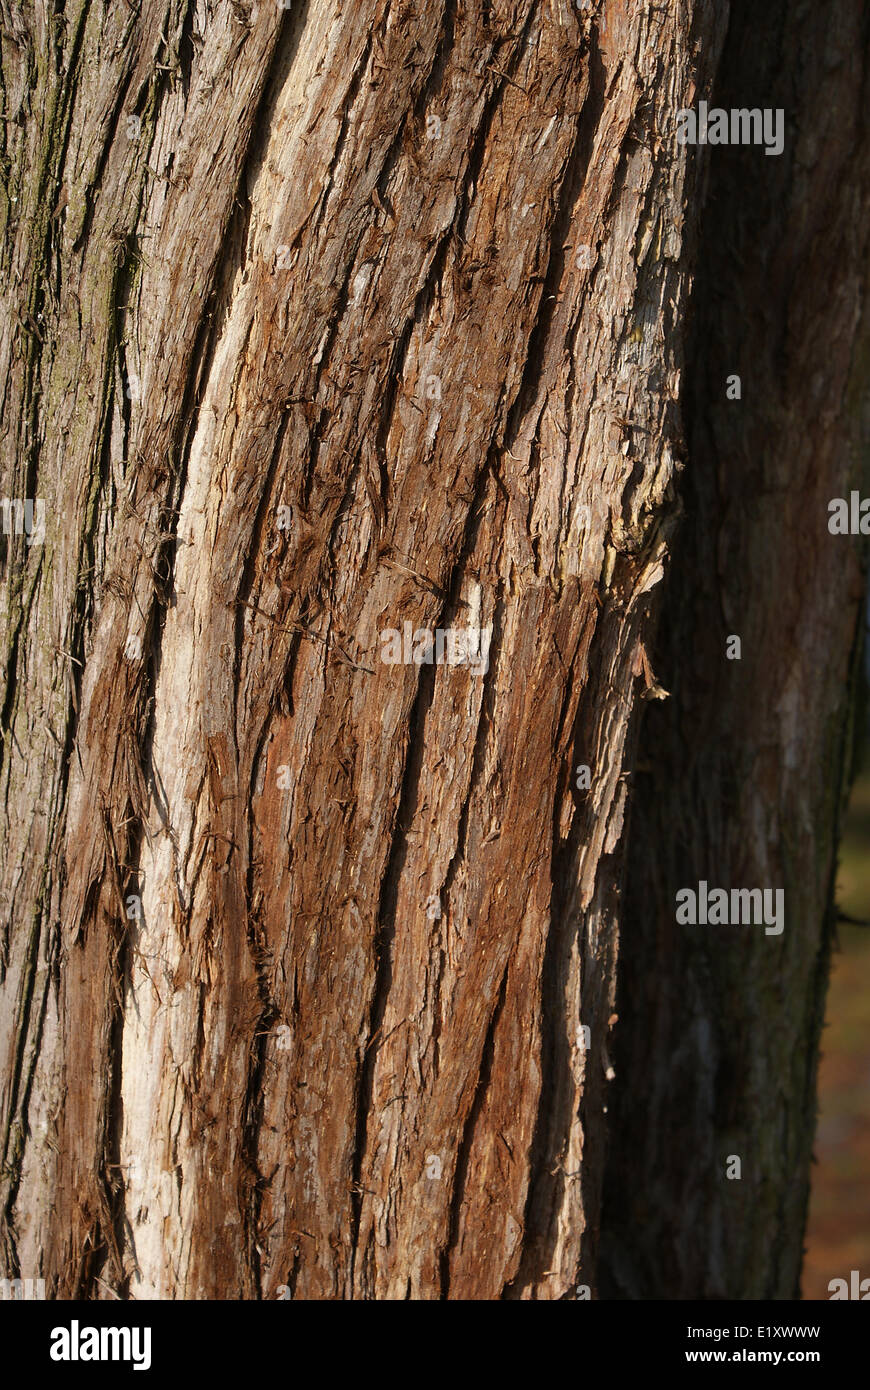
[440,950,511,1297]
[348,642,441,1268]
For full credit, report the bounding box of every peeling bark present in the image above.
[0,0,864,1302]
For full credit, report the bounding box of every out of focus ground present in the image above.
[803,768,870,1299]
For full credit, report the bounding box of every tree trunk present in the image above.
[601,0,870,1300]
[0,0,865,1302]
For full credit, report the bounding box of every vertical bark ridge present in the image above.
[1,1,299,1293]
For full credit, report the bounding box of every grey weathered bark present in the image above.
[0,0,864,1303]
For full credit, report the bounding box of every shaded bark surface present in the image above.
[601,0,870,1300]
